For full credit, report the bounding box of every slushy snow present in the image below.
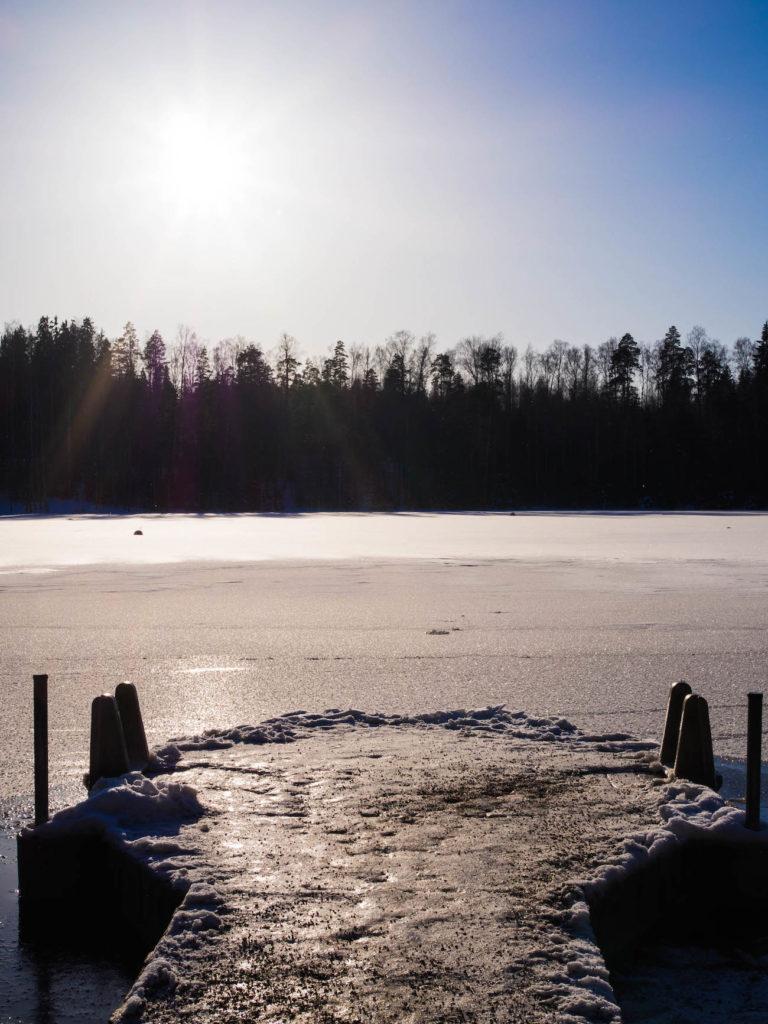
[26,705,765,1023]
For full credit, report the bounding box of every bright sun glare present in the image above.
[154,106,249,218]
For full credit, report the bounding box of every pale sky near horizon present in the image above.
[1,0,766,357]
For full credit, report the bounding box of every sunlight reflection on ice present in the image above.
[173,667,248,674]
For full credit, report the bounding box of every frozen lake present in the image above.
[1,509,766,569]
[1,512,767,819]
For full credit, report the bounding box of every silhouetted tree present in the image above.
[275,333,300,390]
[608,333,640,403]
[236,344,272,386]
[143,330,167,390]
[754,321,768,381]
[2,314,767,513]
[322,341,349,388]
[656,326,694,402]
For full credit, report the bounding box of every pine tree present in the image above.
[656,325,694,401]
[143,330,167,390]
[608,333,640,403]
[275,333,300,390]
[322,341,349,388]
[235,344,272,386]
[113,322,141,378]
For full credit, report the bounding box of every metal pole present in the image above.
[33,674,48,826]
[746,692,763,831]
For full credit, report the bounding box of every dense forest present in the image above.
[1,316,767,511]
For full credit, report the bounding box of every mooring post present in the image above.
[33,674,48,826]
[660,679,693,767]
[674,693,717,789]
[115,681,150,769]
[88,694,130,788]
[745,692,763,831]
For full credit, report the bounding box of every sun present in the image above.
[153,105,249,218]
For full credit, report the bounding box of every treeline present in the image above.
[1,317,767,511]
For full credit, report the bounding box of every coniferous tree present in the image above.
[143,330,167,390]
[275,333,300,390]
[113,322,140,378]
[656,326,694,402]
[322,341,349,388]
[753,321,768,381]
[235,344,272,386]
[2,314,767,512]
[608,333,640,403]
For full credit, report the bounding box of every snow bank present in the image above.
[112,880,229,1022]
[581,779,761,903]
[154,704,656,769]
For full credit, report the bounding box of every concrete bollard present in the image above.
[674,693,717,789]
[660,680,693,768]
[115,681,150,770]
[88,694,129,788]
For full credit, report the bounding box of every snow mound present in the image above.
[155,705,656,766]
[23,772,207,846]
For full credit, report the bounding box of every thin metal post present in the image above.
[746,692,763,831]
[33,674,48,826]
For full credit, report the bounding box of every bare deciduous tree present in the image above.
[733,336,755,381]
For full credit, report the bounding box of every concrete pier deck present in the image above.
[20,708,761,1023]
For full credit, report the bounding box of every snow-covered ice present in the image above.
[26,705,768,1023]
[1,511,766,571]
[2,512,768,813]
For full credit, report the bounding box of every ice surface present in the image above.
[1,511,766,570]
[2,512,767,814]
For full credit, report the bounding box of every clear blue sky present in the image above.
[0,0,766,355]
